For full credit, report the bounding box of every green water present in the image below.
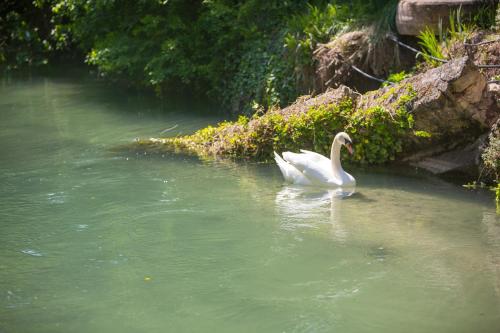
[1,75,499,333]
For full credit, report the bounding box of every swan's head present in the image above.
[335,132,354,155]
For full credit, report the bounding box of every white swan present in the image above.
[274,132,356,187]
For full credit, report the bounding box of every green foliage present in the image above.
[417,4,496,67]
[445,6,474,42]
[382,71,412,87]
[482,133,500,181]
[346,86,416,164]
[414,130,432,138]
[2,0,406,113]
[0,0,58,69]
[170,100,354,159]
[222,36,297,114]
[267,101,354,158]
[479,128,500,211]
[284,3,350,68]
[49,0,313,111]
[418,27,446,67]
[283,0,398,94]
[471,1,498,29]
[388,71,411,83]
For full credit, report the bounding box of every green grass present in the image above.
[417,6,482,67]
[418,27,446,67]
[383,71,412,87]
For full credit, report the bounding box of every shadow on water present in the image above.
[2,65,219,115]
[1,68,224,142]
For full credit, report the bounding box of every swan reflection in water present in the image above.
[275,186,357,238]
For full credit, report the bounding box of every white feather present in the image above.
[273,152,312,186]
[274,132,356,187]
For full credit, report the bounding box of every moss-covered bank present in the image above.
[134,84,418,165]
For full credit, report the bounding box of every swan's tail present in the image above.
[273,151,289,180]
[274,151,313,185]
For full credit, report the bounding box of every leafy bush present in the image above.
[49,0,312,109]
[2,0,403,113]
[0,1,58,69]
[284,3,350,68]
[222,36,296,114]
[48,0,400,112]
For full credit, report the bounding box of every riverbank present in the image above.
[126,27,500,206]
[130,53,498,171]
[3,1,499,203]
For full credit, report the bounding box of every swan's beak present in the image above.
[345,143,354,155]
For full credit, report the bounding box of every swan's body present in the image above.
[274,132,356,187]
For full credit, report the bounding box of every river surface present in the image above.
[1,74,499,333]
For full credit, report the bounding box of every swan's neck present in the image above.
[330,139,344,177]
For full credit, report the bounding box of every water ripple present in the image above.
[21,249,43,257]
[47,192,66,204]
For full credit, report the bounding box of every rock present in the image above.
[396,0,486,36]
[359,56,498,142]
[358,56,498,176]
[488,83,500,109]
[408,134,487,174]
[472,35,500,81]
